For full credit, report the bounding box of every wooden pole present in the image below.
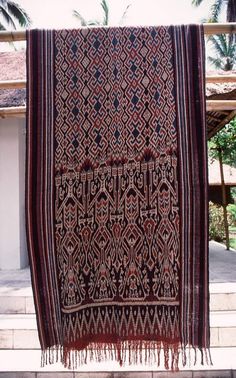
[203,22,236,35]
[218,148,230,250]
[0,30,26,42]
[0,80,26,89]
[0,106,26,118]
[0,23,235,42]
[207,100,236,111]
[206,75,236,83]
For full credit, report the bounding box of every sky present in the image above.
[18,0,218,29]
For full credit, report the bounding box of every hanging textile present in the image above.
[26,25,210,369]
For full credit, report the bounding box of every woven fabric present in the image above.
[26,25,210,369]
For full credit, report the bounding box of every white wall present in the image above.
[0,117,28,270]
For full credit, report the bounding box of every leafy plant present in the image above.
[192,0,236,22]
[0,0,31,29]
[228,204,236,226]
[208,34,236,71]
[209,201,225,241]
[208,119,236,168]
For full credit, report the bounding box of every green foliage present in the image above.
[101,0,109,26]
[230,238,236,249]
[208,34,236,71]
[191,0,235,22]
[0,0,31,30]
[209,202,225,241]
[209,0,224,22]
[208,118,236,168]
[228,204,236,226]
[231,187,236,199]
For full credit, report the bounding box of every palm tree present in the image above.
[208,34,236,70]
[0,0,31,30]
[73,0,130,27]
[192,0,236,22]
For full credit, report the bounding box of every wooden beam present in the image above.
[0,23,235,42]
[208,109,236,139]
[0,30,26,42]
[207,114,223,122]
[206,75,236,83]
[0,80,26,89]
[203,22,236,35]
[0,106,26,118]
[207,100,236,111]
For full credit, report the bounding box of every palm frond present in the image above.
[101,0,109,25]
[87,19,100,25]
[228,41,236,56]
[73,10,88,26]
[119,4,130,25]
[209,0,223,22]
[208,35,226,58]
[208,56,224,70]
[0,4,16,28]
[191,0,203,6]
[0,21,6,30]
[0,1,7,9]
[7,1,31,27]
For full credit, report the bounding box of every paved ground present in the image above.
[0,241,236,288]
[209,240,236,282]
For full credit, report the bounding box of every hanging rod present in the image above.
[0,106,26,118]
[205,75,236,83]
[207,100,236,111]
[203,22,236,35]
[0,80,26,89]
[0,23,236,42]
[1,100,236,118]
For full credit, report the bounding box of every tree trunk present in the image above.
[218,148,230,250]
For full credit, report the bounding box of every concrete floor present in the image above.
[210,240,236,282]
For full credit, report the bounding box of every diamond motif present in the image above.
[132,94,139,106]
[132,126,139,138]
[72,74,78,85]
[82,87,90,98]
[72,106,79,117]
[129,33,135,43]
[94,100,101,112]
[82,56,90,69]
[94,38,100,50]
[114,127,120,140]
[131,62,137,74]
[71,43,78,54]
[95,132,102,146]
[95,69,101,80]
[114,97,119,110]
[112,36,118,47]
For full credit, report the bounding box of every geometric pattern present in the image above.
[54,27,180,355]
[26,25,210,370]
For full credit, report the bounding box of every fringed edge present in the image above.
[180,344,213,369]
[40,341,212,371]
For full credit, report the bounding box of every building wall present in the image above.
[0,117,28,269]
